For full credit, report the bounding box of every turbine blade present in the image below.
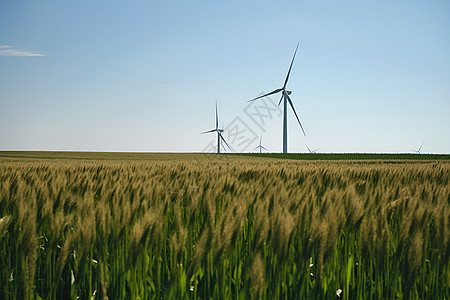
[215,101,218,129]
[200,129,216,134]
[248,88,282,102]
[261,146,269,151]
[286,93,306,136]
[219,133,231,150]
[251,146,259,151]
[283,43,300,89]
[305,144,311,152]
[313,148,319,153]
[277,93,283,106]
[418,142,423,151]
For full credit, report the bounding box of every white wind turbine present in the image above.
[252,136,269,153]
[305,144,319,154]
[248,43,306,153]
[201,102,230,153]
[412,142,423,154]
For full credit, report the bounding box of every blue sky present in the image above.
[1,0,449,153]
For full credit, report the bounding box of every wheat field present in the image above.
[0,152,448,299]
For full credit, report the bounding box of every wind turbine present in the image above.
[248,43,306,153]
[252,136,269,153]
[412,142,423,154]
[305,144,319,154]
[201,102,230,153]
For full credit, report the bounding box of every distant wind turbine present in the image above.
[412,142,423,154]
[201,102,231,153]
[248,43,306,153]
[305,144,319,154]
[252,136,269,153]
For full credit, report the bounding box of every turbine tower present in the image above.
[201,102,230,153]
[252,136,269,153]
[249,43,306,153]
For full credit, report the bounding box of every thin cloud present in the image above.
[0,45,46,57]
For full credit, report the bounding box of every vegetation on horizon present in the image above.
[0,154,449,299]
[240,152,450,160]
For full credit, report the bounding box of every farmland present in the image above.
[0,152,449,299]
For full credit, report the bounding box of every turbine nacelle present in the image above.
[277,90,293,106]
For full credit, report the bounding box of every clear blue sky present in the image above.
[1,0,449,153]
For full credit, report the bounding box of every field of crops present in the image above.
[0,152,449,299]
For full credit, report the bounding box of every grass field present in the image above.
[0,152,449,299]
